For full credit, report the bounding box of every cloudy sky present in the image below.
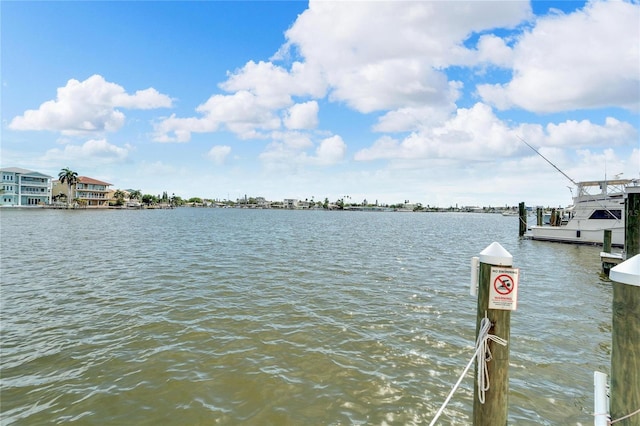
[2,0,638,207]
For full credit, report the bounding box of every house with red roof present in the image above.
[52,176,112,207]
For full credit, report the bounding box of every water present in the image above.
[0,208,611,425]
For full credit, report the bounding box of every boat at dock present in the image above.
[530,179,638,247]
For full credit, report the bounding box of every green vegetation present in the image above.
[113,189,126,206]
[50,170,521,212]
[128,189,142,201]
[58,167,78,208]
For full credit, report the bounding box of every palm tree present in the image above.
[129,189,142,201]
[113,189,126,206]
[58,167,78,208]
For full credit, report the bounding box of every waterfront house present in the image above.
[52,176,112,207]
[0,167,53,206]
[284,199,298,209]
[255,197,270,209]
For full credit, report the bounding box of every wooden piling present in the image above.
[536,207,543,226]
[518,202,526,237]
[601,229,619,276]
[604,229,612,254]
[609,255,640,426]
[625,187,640,258]
[474,243,513,426]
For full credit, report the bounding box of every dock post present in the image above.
[601,229,621,277]
[474,242,517,426]
[518,202,526,237]
[536,207,543,226]
[604,229,612,254]
[609,255,640,425]
[625,187,640,258]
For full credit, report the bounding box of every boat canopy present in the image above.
[575,179,637,202]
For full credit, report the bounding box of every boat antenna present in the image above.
[517,135,578,186]
[518,135,625,223]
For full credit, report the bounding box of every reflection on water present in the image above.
[1,208,610,425]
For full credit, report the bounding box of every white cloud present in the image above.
[113,87,173,110]
[154,1,531,142]
[546,117,637,147]
[283,101,319,130]
[222,60,326,101]
[475,34,513,68]
[42,138,130,163]
[478,0,640,112]
[153,60,329,143]
[206,145,232,165]
[373,82,462,133]
[9,74,172,135]
[271,130,314,150]
[259,132,346,169]
[570,148,640,182]
[154,90,282,142]
[315,135,346,165]
[282,1,530,112]
[154,58,328,142]
[356,102,639,165]
[356,103,519,162]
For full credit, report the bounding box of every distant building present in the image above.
[52,176,112,207]
[0,167,52,206]
[255,197,270,209]
[283,199,298,209]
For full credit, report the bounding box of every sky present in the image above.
[1,0,639,207]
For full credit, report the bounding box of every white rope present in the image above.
[476,316,508,404]
[429,316,507,426]
[609,407,640,424]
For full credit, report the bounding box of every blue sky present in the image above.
[2,0,638,207]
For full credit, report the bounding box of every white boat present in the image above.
[530,179,638,247]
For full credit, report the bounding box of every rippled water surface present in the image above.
[1,208,611,425]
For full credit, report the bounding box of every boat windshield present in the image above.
[588,209,622,220]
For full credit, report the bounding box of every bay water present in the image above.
[1,208,611,425]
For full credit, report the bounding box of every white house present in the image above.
[0,167,52,206]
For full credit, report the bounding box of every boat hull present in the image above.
[530,225,624,247]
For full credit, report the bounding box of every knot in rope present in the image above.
[476,316,508,404]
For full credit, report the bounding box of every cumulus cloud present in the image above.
[206,145,232,165]
[569,147,639,182]
[154,90,282,142]
[281,1,530,112]
[154,61,325,142]
[154,1,531,142]
[478,0,640,112]
[271,131,314,150]
[475,34,514,68]
[315,135,346,165]
[42,138,130,163]
[356,102,638,164]
[259,132,346,169]
[283,101,319,130]
[356,103,519,162]
[9,75,172,135]
[546,117,637,147]
[222,60,326,101]
[373,82,462,133]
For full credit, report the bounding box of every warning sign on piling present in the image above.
[489,267,519,311]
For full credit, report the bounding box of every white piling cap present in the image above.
[479,242,513,266]
[610,254,640,287]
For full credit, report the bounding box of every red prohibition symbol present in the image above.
[493,274,514,295]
